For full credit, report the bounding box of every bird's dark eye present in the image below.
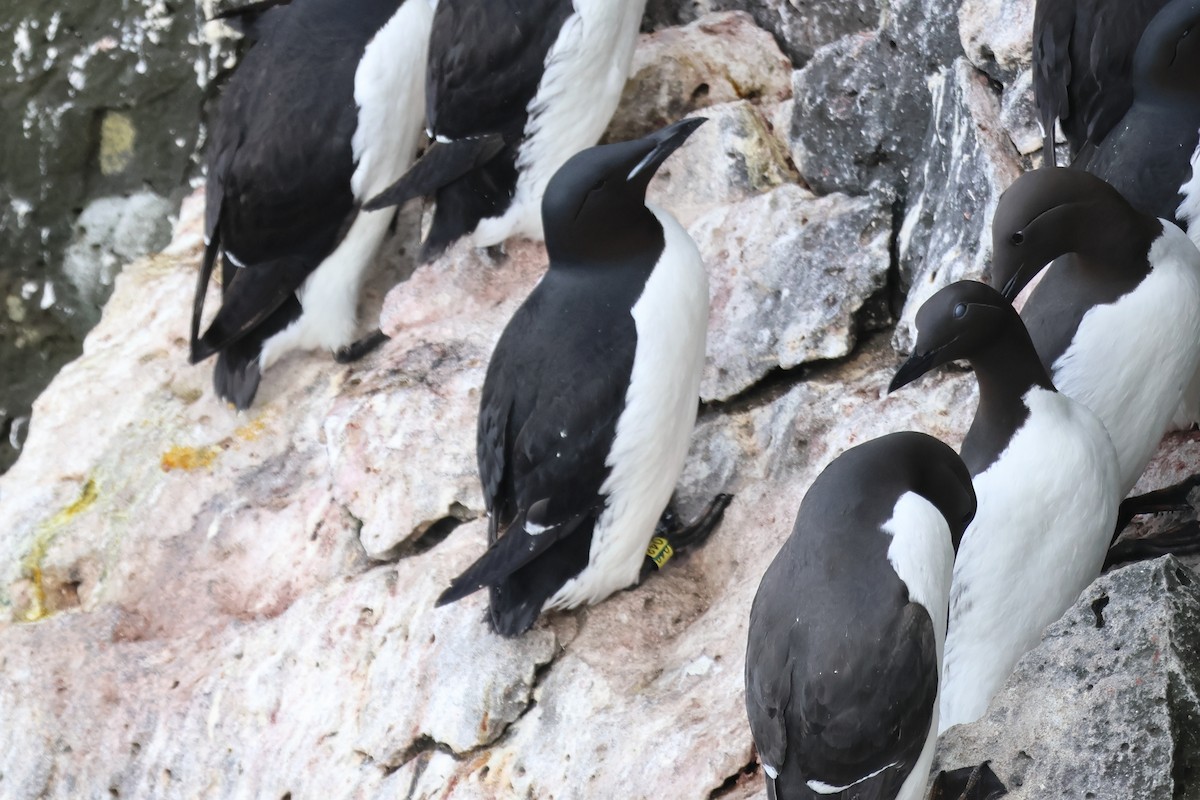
[1010,231,1024,245]
[953,303,967,319]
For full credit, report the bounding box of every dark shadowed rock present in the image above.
[788,0,963,196]
[709,0,879,66]
[0,1,219,474]
[893,58,1023,352]
[935,557,1200,799]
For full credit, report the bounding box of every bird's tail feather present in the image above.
[190,227,223,364]
[364,135,506,212]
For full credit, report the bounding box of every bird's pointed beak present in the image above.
[627,117,707,182]
[999,264,1025,301]
[888,350,938,394]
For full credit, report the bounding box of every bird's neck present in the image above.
[961,329,1054,476]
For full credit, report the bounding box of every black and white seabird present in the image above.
[1077,0,1200,237]
[989,167,1200,497]
[1033,0,1170,162]
[890,281,1121,731]
[744,432,976,800]
[364,0,647,261]
[190,0,434,408]
[435,119,718,637]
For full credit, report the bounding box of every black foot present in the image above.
[641,493,733,579]
[929,762,1007,800]
[1105,520,1200,570]
[1113,474,1200,542]
[334,329,390,364]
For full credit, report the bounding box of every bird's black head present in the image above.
[990,168,1136,300]
[902,433,977,550]
[823,432,977,551]
[889,281,1020,393]
[541,118,706,265]
[1134,0,1200,98]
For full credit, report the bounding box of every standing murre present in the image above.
[1077,0,1200,241]
[363,0,647,261]
[435,119,728,637]
[989,168,1200,503]
[190,0,434,409]
[890,280,1121,731]
[744,432,978,800]
[1033,0,1170,163]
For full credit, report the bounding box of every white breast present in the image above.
[1048,225,1200,494]
[260,1,433,369]
[939,387,1121,731]
[470,0,646,248]
[547,205,709,609]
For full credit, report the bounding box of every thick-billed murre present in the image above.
[435,119,721,636]
[364,0,647,261]
[190,0,433,408]
[989,168,1200,498]
[890,280,1121,731]
[745,432,977,800]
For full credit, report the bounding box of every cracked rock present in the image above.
[608,11,793,142]
[708,0,880,66]
[695,184,893,401]
[648,99,799,229]
[958,0,1034,84]
[788,0,963,196]
[894,57,1023,352]
[935,557,1200,799]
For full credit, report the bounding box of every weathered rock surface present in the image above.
[696,184,893,401]
[894,57,1024,351]
[0,176,979,797]
[648,99,798,229]
[62,192,176,319]
[610,11,793,141]
[958,0,1034,83]
[788,0,964,196]
[8,2,1200,799]
[0,0,226,473]
[935,557,1200,799]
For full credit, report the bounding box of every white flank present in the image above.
[1176,136,1200,253]
[260,0,433,370]
[546,205,708,609]
[1173,138,1200,429]
[880,492,952,800]
[807,762,898,795]
[762,764,778,780]
[1047,224,1200,493]
[883,492,955,664]
[470,0,646,247]
[939,387,1120,732]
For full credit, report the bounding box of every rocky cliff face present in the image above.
[0,0,243,474]
[2,2,1199,798]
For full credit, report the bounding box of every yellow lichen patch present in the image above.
[234,417,268,442]
[160,444,220,472]
[99,111,136,175]
[18,478,99,623]
[159,411,271,471]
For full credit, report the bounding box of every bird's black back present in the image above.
[1033,0,1169,157]
[425,0,574,139]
